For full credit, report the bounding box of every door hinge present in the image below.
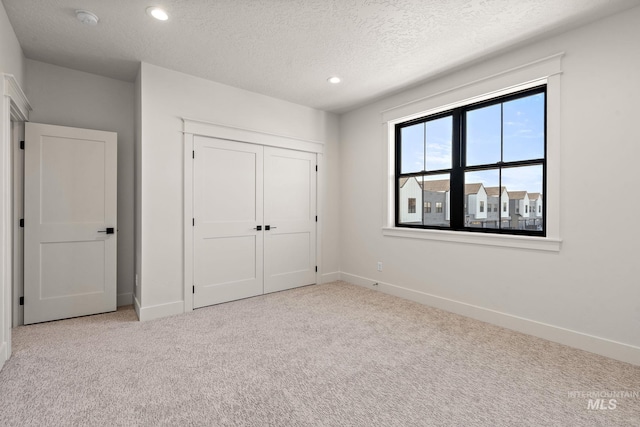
[192,150,195,159]
[315,216,317,222]
[192,218,195,226]
[20,141,24,150]
[192,286,195,294]
[19,296,24,306]
[19,218,24,228]
[315,266,318,273]
[315,165,318,172]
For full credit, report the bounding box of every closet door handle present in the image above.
[253,225,262,231]
[265,225,277,230]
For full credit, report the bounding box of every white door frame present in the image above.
[182,118,325,312]
[1,74,31,369]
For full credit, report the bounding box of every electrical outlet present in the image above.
[377,261,383,272]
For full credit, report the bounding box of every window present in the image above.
[408,198,416,213]
[425,201,431,213]
[395,86,545,236]
[493,205,498,212]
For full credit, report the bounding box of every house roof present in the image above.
[420,180,485,194]
[420,179,450,192]
[528,192,542,200]
[508,191,528,200]
[400,176,422,189]
[485,186,507,197]
[465,183,483,195]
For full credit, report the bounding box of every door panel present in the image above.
[193,137,263,308]
[264,147,316,293]
[40,241,105,298]
[24,123,117,324]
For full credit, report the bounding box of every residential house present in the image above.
[465,183,487,226]
[398,177,422,224]
[421,179,450,226]
[484,186,510,228]
[529,193,543,218]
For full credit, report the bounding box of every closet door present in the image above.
[263,147,317,293]
[193,137,264,308]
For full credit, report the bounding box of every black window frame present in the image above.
[395,85,546,237]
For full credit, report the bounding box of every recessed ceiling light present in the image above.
[146,6,169,21]
[327,76,341,84]
[75,10,99,26]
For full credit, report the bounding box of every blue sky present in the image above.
[401,92,544,194]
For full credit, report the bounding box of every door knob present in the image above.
[98,227,115,234]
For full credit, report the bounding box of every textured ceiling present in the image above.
[3,0,639,112]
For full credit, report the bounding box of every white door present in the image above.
[264,147,317,293]
[24,123,117,324]
[193,137,264,308]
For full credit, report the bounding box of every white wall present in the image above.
[339,6,640,364]
[0,3,24,86]
[137,63,340,317]
[0,0,26,369]
[25,60,136,307]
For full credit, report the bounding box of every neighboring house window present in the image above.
[525,205,528,214]
[395,86,545,236]
[425,202,431,213]
[493,205,498,212]
[538,205,541,213]
[408,198,416,213]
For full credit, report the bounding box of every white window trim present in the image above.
[381,53,563,252]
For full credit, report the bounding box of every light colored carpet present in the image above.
[0,281,638,426]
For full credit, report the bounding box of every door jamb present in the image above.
[1,74,31,369]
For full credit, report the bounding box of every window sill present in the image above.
[382,227,561,252]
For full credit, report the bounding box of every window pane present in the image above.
[400,123,424,174]
[465,170,499,229]
[397,177,423,225]
[425,116,452,171]
[466,104,501,166]
[420,175,450,227]
[502,165,543,231]
[503,92,545,162]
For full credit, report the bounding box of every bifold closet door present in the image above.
[263,147,317,294]
[193,137,264,309]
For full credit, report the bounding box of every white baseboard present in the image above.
[340,272,640,366]
[0,341,7,371]
[136,299,184,322]
[133,295,141,320]
[321,271,341,283]
[117,293,133,307]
